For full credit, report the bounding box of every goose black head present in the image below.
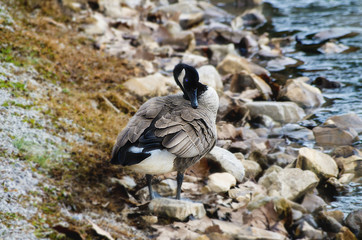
[173,63,207,109]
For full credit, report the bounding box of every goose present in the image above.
[110,63,219,200]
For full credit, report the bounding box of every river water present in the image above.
[212,0,362,214]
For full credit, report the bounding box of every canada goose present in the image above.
[111,63,219,200]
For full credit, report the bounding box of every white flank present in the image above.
[128,149,176,175]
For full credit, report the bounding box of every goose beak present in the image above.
[188,89,198,109]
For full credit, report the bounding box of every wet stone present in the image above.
[148,198,206,221]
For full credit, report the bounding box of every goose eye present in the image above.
[185,78,188,82]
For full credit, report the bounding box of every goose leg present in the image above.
[146,174,155,200]
[176,171,184,200]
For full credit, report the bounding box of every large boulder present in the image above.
[258,166,319,201]
[334,155,362,177]
[245,101,305,123]
[296,147,338,180]
[279,78,324,108]
[325,113,362,134]
[313,125,359,146]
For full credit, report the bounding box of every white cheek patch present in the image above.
[178,69,186,88]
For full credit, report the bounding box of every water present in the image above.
[212,0,362,214]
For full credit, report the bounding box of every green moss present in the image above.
[2,100,33,109]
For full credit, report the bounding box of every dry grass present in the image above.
[1,1,148,236]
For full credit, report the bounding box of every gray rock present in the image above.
[313,125,359,146]
[345,209,362,239]
[279,78,324,108]
[258,166,319,201]
[301,193,327,213]
[325,113,362,134]
[245,101,306,123]
[242,160,262,179]
[206,146,245,182]
[123,73,176,96]
[207,172,236,193]
[267,152,296,168]
[296,147,338,180]
[148,198,206,221]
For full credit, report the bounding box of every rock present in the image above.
[313,28,358,42]
[211,220,286,239]
[84,13,109,35]
[245,101,306,123]
[301,193,326,213]
[335,155,362,177]
[332,146,359,158]
[325,210,345,224]
[345,209,362,239]
[270,124,315,142]
[154,21,195,51]
[241,9,266,27]
[339,173,355,184]
[207,172,236,193]
[182,53,208,68]
[148,198,206,221]
[197,1,232,20]
[335,226,358,240]
[153,179,177,197]
[266,56,302,72]
[206,146,245,182]
[296,147,338,179]
[313,125,359,146]
[295,220,328,239]
[325,113,362,134]
[179,12,204,29]
[229,71,272,100]
[217,123,239,140]
[279,78,324,108]
[242,160,262,179]
[267,152,296,168]
[141,215,158,224]
[316,211,343,233]
[123,73,176,96]
[208,44,238,65]
[110,176,136,190]
[99,0,138,19]
[234,0,263,7]
[217,54,270,77]
[258,166,319,201]
[312,76,341,89]
[197,65,223,92]
[319,42,349,54]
